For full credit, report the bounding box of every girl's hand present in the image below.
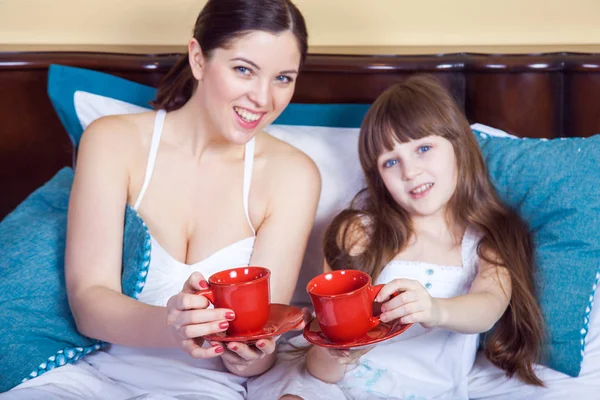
[217,307,312,373]
[376,278,443,328]
[166,272,236,358]
[327,345,375,365]
[214,336,280,372]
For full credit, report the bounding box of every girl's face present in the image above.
[377,135,458,220]
[192,30,301,144]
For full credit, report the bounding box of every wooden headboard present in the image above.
[1,50,599,220]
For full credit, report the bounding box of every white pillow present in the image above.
[470,122,518,138]
[74,91,150,129]
[264,124,363,306]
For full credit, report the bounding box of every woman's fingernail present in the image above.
[199,280,209,289]
[257,342,265,348]
[219,321,229,330]
[215,346,224,354]
[225,312,235,321]
[231,345,238,351]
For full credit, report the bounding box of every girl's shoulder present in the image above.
[332,211,374,257]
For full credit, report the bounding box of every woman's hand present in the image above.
[166,272,235,358]
[376,278,443,328]
[217,307,312,376]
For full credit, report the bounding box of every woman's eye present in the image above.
[383,159,398,168]
[417,145,431,153]
[234,66,252,75]
[276,75,293,84]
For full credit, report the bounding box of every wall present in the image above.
[0,0,599,48]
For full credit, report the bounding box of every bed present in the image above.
[1,49,600,221]
[0,49,599,398]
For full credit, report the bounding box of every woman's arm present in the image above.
[65,117,174,347]
[220,145,322,377]
[65,117,229,356]
[377,257,512,334]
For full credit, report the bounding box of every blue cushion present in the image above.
[47,64,370,147]
[0,168,151,391]
[474,130,600,377]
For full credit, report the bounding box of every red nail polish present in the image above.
[231,345,238,351]
[199,280,209,289]
[215,346,224,354]
[225,312,235,321]
[257,342,265,348]
[219,321,229,329]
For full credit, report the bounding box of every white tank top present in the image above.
[132,109,257,306]
[340,227,482,400]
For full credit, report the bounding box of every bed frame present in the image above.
[1,50,599,220]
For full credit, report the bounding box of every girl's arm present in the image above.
[376,257,512,334]
[435,260,511,333]
[306,345,348,384]
[219,146,322,377]
[65,117,228,357]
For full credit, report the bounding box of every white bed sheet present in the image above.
[468,296,599,399]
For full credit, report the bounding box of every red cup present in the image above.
[307,269,383,343]
[197,266,271,336]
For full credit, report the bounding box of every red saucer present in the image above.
[204,303,304,344]
[303,317,412,349]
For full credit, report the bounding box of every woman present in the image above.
[4,0,320,399]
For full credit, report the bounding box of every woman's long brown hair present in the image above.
[324,75,545,386]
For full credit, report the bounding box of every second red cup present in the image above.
[307,269,383,343]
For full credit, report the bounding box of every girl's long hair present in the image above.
[324,75,545,386]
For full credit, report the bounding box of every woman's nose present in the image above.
[248,79,270,108]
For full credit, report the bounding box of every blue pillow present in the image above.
[474,130,600,377]
[0,168,151,391]
[47,64,370,147]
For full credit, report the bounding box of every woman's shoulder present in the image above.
[257,131,321,186]
[76,111,158,175]
[81,111,157,146]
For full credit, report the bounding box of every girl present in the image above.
[4,1,319,399]
[303,75,545,399]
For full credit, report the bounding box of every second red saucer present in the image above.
[303,317,412,349]
[204,303,304,344]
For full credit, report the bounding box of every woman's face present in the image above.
[193,30,301,145]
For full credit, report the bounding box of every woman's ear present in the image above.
[188,39,204,81]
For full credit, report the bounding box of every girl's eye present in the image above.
[234,66,252,75]
[418,145,431,153]
[383,159,398,168]
[276,75,293,84]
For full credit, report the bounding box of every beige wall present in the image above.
[0,0,599,47]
